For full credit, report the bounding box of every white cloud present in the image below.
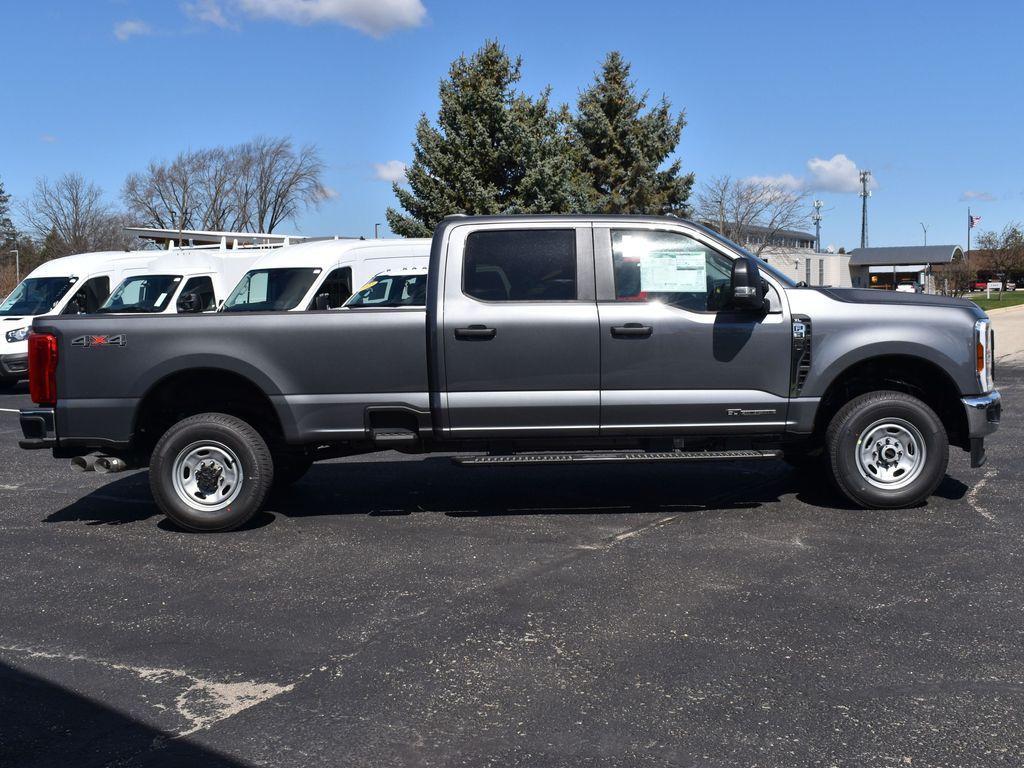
[114,19,152,41]
[39,134,58,143]
[806,153,875,194]
[183,0,235,28]
[236,0,426,36]
[321,185,339,199]
[960,190,996,202]
[374,160,407,183]
[746,154,876,194]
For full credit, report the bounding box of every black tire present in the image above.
[272,454,312,489]
[826,390,948,509]
[149,413,273,532]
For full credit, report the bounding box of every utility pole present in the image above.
[859,170,872,248]
[812,200,823,253]
[374,223,381,239]
[920,222,928,246]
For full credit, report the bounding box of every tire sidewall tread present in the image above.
[826,390,948,509]
[150,412,274,532]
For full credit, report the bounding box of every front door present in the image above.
[439,224,600,437]
[595,225,792,435]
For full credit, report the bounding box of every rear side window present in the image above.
[64,276,109,314]
[463,229,576,302]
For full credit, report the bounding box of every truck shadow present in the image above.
[44,457,969,529]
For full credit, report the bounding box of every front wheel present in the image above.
[826,391,948,509]
[150,413,274,532]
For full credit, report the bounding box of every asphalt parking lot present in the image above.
[0,324,1022,766]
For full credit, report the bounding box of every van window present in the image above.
[64,276,110,314]
[100,276,180,313]
[0,277,76,316]
[180,276,216,311]
[346,273,428,307]
[463,230,576,302]
[222,268,321,312]
[310,267,352,309]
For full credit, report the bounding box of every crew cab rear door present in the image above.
[594,224,792,435]
[437,222,599,437]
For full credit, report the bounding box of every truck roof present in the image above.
[27,250,159,279]
[246,238,432,271]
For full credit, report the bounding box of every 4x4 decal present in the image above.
[71,334,127,348]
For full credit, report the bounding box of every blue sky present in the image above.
[2,0,1021,249]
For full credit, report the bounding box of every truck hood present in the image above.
[810,288,984,316]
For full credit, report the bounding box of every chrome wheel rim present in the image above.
[171,440,244,512]
[855,418,927,490]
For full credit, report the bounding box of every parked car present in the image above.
[895,280,919,293]
[0,250,157,387]
[99,249,268,315]
[20,215,1000,531]
[221,238,430,313]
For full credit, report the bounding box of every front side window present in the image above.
[463,229,576,302]
[0,277,76,316]
[222,268,321,312]
[100,275,179,313]
[311,267,352,309]
[612,229,733,312]
[180,276,216,311]
[66,276,110,314]
[345,272,428,307]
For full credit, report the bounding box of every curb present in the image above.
[982,302,1024,316]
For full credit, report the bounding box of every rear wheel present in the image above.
[150,413,273,532]
[826,391,948,509]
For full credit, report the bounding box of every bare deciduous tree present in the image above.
[123,137,328,234]
[975,223,1024,289]
[20,173,134,257]
[695,175,812,256]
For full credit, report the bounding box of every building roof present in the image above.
[848,245,963,266]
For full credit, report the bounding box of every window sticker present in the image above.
[155,292,168,307]
[639,249,707,293]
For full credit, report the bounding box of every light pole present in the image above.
[812,200,823,253]
[8,250,18,282]
[374,223,381,239]
[920,222,928,246]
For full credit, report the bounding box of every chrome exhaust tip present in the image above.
[94,457,128,474]
[70,455,97,473]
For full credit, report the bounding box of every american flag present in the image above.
[969,214,982,229]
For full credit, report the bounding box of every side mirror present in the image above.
[730,257,766,311]
[177,291,202,313]
[313,293,332,311]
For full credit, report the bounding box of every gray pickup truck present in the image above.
[20,215,1001,531]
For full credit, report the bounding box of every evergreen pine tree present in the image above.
[386,42,585,237]
[0,176,15,249]
[572,52,693,215]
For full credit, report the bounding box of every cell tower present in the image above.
[859,170,872,248]
[812,199,824,253]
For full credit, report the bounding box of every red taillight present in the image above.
[28,333,58,406]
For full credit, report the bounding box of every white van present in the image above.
[99,248,269,315]
[343,267,429,308]
[221,238,431,313]
[0,250,157,386]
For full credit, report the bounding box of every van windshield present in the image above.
[99,275,182,313]
[344,273,428,307]
[222,268,321,312]
[0,277,77,316]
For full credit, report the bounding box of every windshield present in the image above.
[222,268,321,312]
[689,223,798,288]
[344,273,428,307]
[99,275,181,313]
[0,276,77,316]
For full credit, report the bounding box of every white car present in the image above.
[0,250,158,386]
[221,238,431,313]
[895,280,919,293]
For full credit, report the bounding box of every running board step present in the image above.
[370,428,419,445]
[453,449,782,467]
